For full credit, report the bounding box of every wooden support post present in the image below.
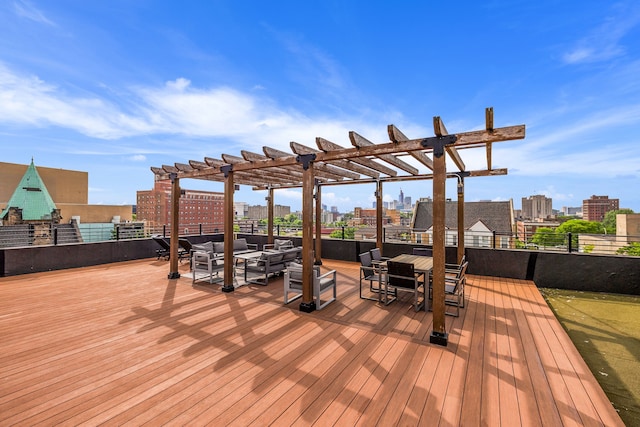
[315,182,322,265]
[430,149,448,346]
[168,174,180,279]
[267,187,274,245]
[222,166,235,293]
[376,180,383,253]
[300,159,315,312]
[457,177,465,264]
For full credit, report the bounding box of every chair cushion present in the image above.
[274,239,293,250]
[213,242,225,253]
[281,249,298,261]
[233,238,248,252]
[193,241,213,253]
[318,276,335,291]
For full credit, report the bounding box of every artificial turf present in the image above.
[541,288,640,427]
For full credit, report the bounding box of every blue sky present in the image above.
[1,1,640,213]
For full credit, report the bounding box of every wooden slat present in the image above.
[0,259,623,426]
[349,131,420,175]
[388,124,435,170]
[289,141,362,180]
[316,137,398,177]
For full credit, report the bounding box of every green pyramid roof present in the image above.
[1,160,58,221]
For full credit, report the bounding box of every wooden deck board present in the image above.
[0,258,624,426]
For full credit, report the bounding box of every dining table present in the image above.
[386,253,434,274]
[379,254,433,307]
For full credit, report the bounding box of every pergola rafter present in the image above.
[151,107,526,346]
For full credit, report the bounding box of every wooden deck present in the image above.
[0,258,623,426]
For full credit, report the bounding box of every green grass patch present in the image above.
[541,288,640,426]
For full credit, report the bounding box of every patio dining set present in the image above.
[359,247,468,316]
[154,236,466,315]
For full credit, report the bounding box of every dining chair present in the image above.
[412,247,433,257]
[429,261,468,316]
[359,252,382,301]
[369,247,389,265]
[384,261,426,311]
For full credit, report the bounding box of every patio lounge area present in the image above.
[0,258,623,425]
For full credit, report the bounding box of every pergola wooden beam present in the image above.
[290,140,380,178]
[388,124,435,170]
[349,131,419,175]
[151,124,524,183]
[316,137,398,177]
[289,142,361,180]
[433,117,466,171]
[486,107,494,170]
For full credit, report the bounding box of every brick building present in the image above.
[136,181,224,234]
[582,195,619,222]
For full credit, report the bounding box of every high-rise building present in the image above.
[582,195,619,222]
[136,181,224,233]
[397,188,405,210]
[521,195,553,220]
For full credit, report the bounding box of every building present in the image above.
[136,181,224,234]
[583,195,619,222]
[560,206,582,217]
[521,195,553,220]
[411,199,515,248]
[246,204,291,220]
[350,207,398,226]
[234,202,248,219]
[0,160,132,224]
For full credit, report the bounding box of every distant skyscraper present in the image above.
[397,188,405,210]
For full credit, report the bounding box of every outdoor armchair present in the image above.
[191,251,224,285]
[284,262,336,310]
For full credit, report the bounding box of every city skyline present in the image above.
[1,2,639,212]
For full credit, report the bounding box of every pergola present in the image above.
[151,107,525,346]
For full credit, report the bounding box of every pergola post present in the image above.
[314,182,322,265]
[168,173,180,279]
[430,140,448,346]
[457,175,466,263]
[298,154,316,312]
[221,165,235,293]
[376,180,383,253]
[267,187,274,245]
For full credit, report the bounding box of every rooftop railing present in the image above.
[1,221,638,257]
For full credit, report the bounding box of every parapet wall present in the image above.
[1,235,638,295]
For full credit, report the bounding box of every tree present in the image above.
[329,227,355,239]
[602,209,635,234]
[617,242,640,256]
[531,227,563,248]
[556,219,603,250]
[556,219,603,235]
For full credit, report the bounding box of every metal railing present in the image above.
[1,221,638,256]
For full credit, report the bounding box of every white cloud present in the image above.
[130,154,146,162]
[562,3,640,64]
[13,0,55,26]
